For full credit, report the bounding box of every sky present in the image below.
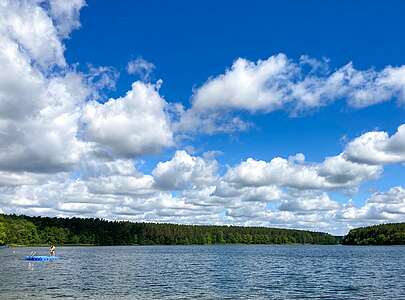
[0,0,405,235]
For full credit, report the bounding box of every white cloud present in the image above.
[0,0,91,176]
[0,36,45,120]
[368,186,405,204]
[126,58,155,81]
[86,175,155,196]
[279,190,340,212]
[79,157,138,178]
[178,54,405,134]
[192,55,295,113]
[86,65,119,93]
[0,171,48,187]
[82,81,174,158]
[83,159,155,196]
[176,109,251,134]
[0,170,219,222]
[347,66,405,107]
[226,202,268,219]
[48,0,87,38]
[152,150,218,190]
[213,183,281,203]
[0,0,174,186]
[0,0,67,68]
[223,154,380,191]
[344,124,405,165]
[317,155,381,187]
[0,74,89,173]
[336,187,405,222]
[0,147,402,235]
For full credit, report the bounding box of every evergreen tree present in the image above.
[0,214,341,246]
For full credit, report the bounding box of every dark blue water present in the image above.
[0,245,404,299]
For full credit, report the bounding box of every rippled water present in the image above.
[0,245,404,299]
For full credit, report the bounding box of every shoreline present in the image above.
[2,214,403,246]
[5,243,404,247]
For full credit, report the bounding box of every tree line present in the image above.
[0,214,337,246]
[342,222,405,245]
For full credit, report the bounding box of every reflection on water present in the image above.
[0,245,404,299]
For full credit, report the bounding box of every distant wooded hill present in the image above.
[0,214,337,246]
[2,214,403,246]
[342,223,405,245]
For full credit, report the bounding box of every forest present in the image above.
[342,222,405,245]
[0,214,338,246]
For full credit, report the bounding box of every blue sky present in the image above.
[1,0,405,234]
[66,0,405,198]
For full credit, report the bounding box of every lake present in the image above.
[0,245,404,299]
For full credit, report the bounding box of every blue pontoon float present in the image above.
[25,255,58,261]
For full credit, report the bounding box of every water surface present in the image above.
[0,245,404,299]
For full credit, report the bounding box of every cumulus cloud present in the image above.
[192,55,295,113]
[213,183,281,203]
[223,186,404,233]
[0,0,68,68]
[344,124,405,165]
[0,72,90,173]
[178,54,405,133]
[336,187,405,222]
[82,81,174,158]
[223,154,381,191]
[279,190,340,212]
[226,202,268,219]
[79,158,155,196]
[0,0,174,178]
[0,167,218,223]
[368,186,405,205]
[0,146,402,235]
[48,0,87,38]
[0,8,91,173]
[152,150,218,190]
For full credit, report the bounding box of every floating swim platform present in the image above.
[25,256,58,261]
